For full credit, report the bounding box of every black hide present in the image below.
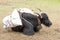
[11,13,41,35]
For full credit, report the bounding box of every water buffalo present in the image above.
[3,8,52,35]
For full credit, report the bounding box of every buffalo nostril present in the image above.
[47,23,52,27]
[49,22,52,25]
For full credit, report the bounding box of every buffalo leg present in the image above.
[21,17,35,35]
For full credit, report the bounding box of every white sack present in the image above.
[2,8,34,30]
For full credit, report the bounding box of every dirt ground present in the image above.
[0,0,60,40]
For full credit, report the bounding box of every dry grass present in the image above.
[0,0,60,40]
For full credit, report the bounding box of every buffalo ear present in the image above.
[41,13,48,18]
